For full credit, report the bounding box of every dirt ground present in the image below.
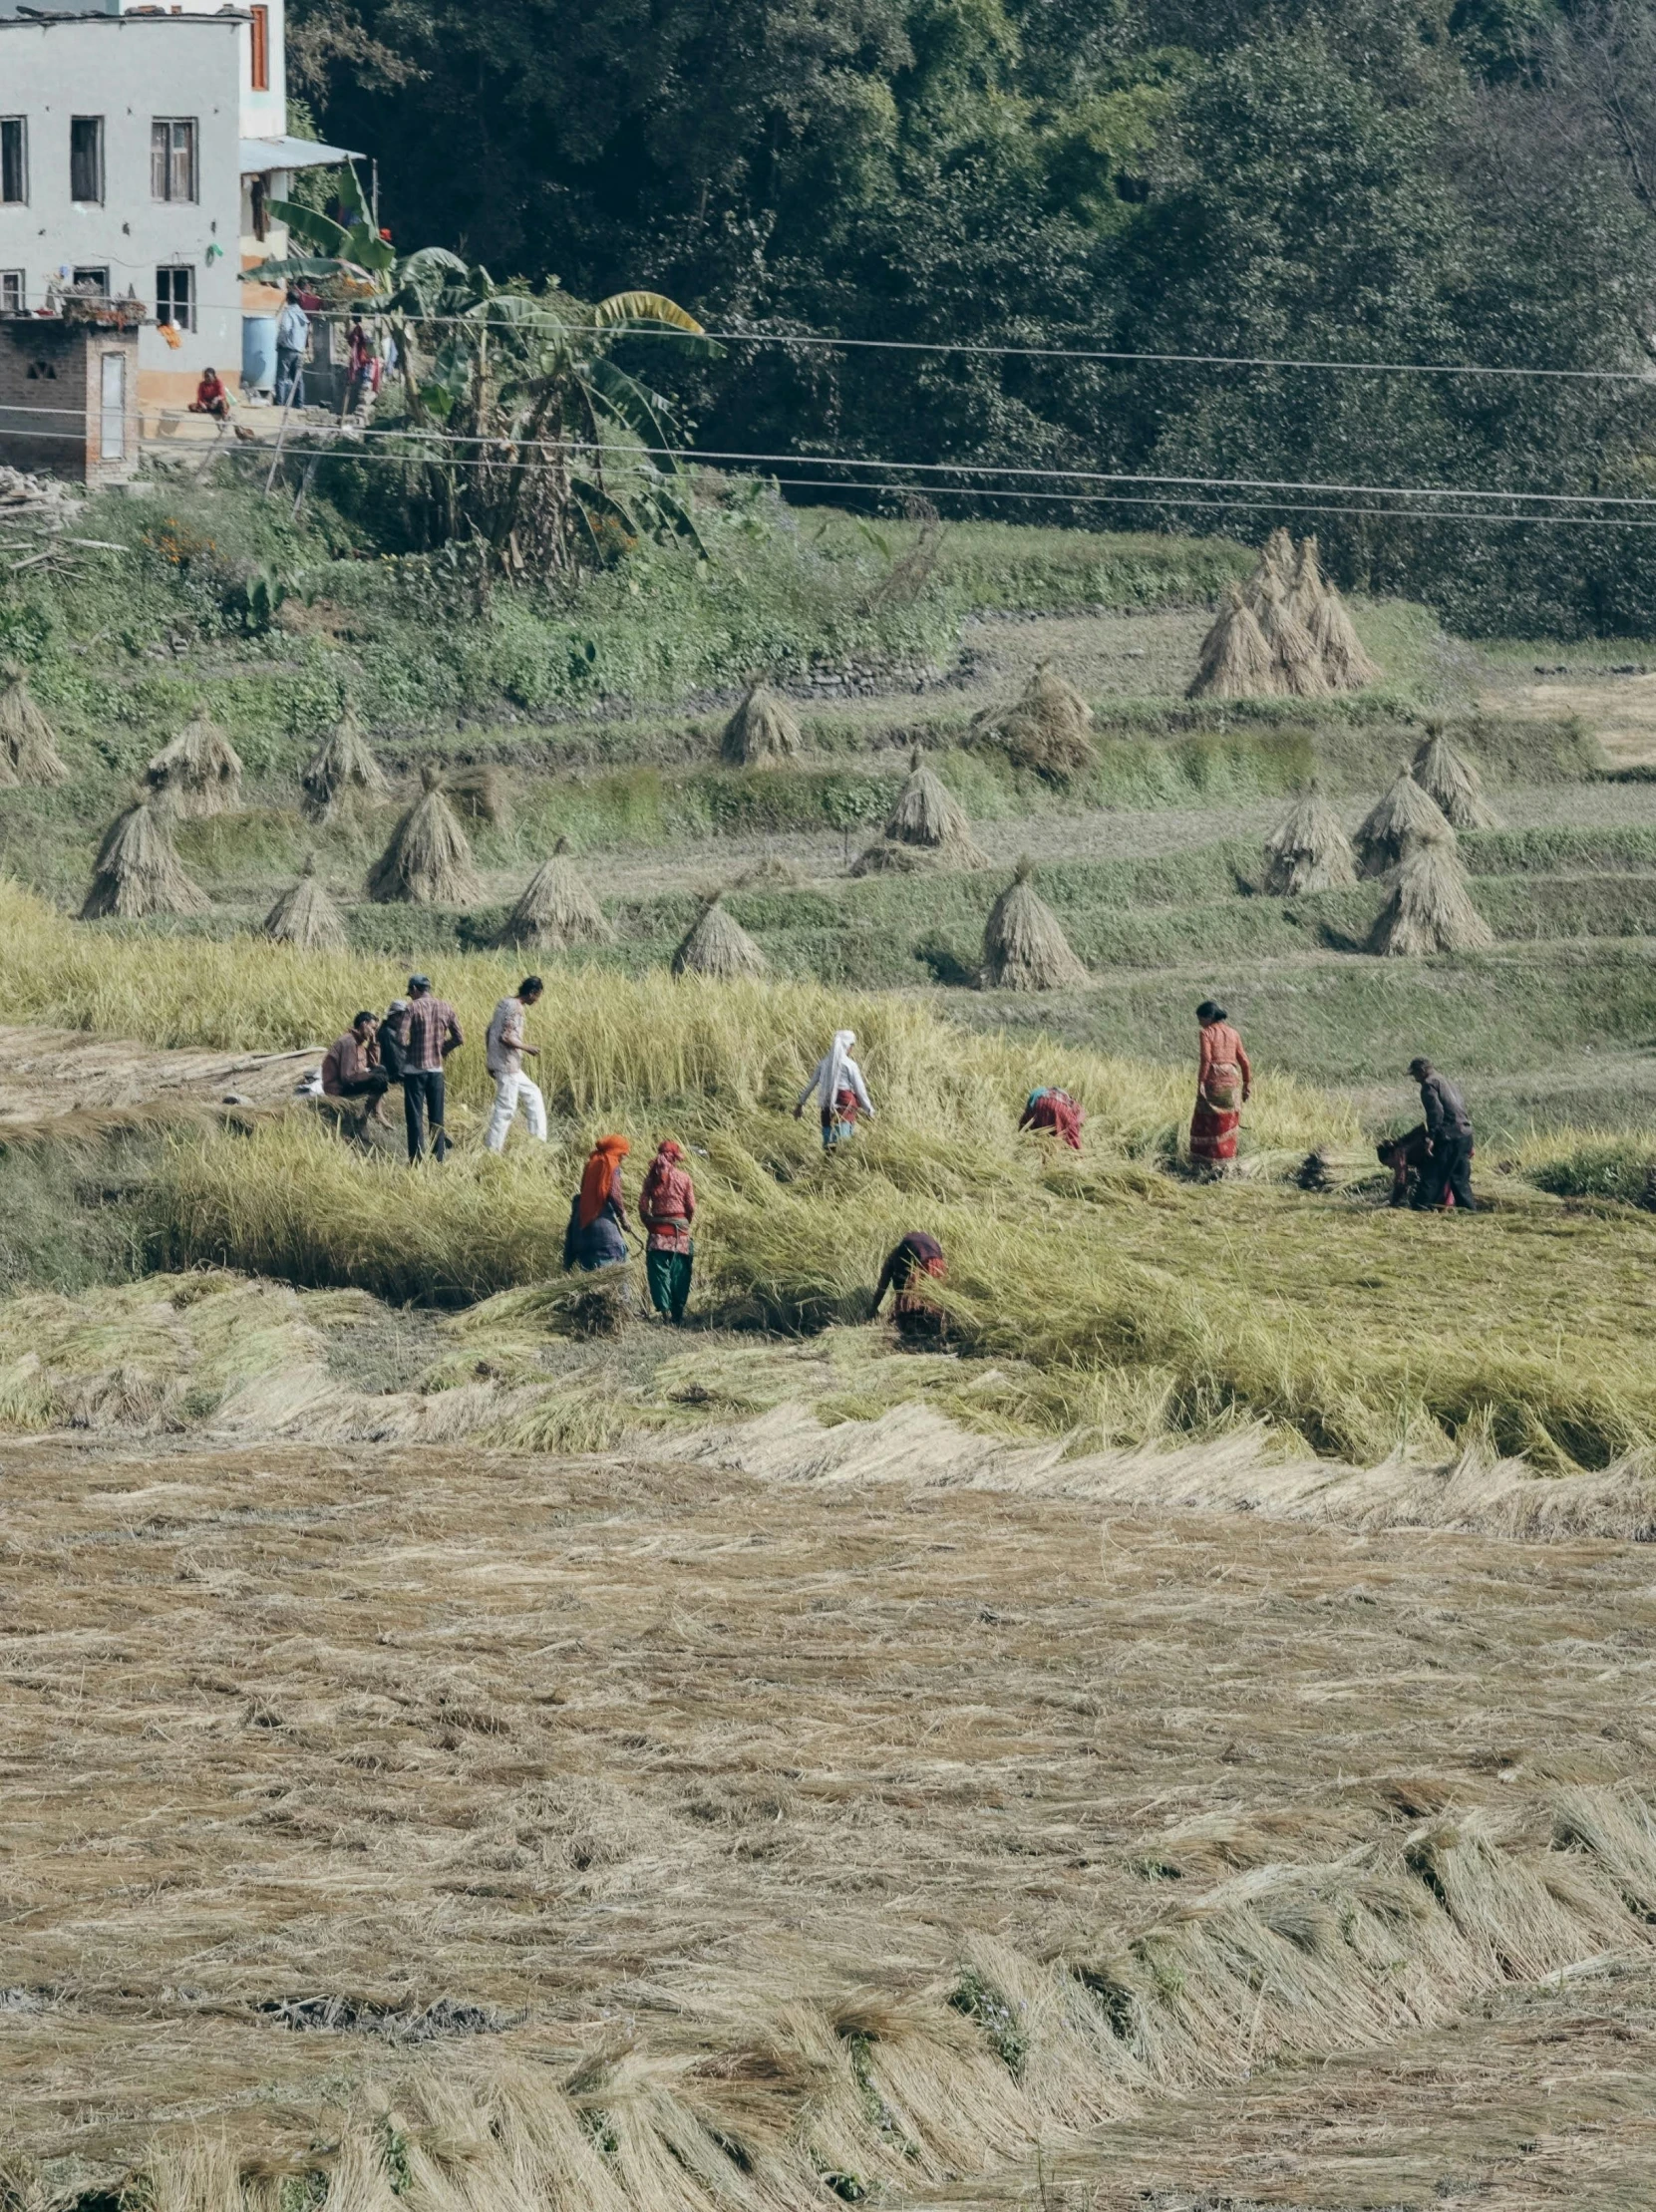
[3,1423,1653,2210]
[1479,667,1656,771]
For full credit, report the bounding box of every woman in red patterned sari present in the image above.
[1190,1000,1251,1168]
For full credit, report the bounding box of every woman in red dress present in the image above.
[1190,1000,1251,1168]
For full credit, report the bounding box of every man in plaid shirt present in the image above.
[397,974,463,1162]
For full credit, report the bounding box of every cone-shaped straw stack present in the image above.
[497,837,614,950]
[980,857,1089,990]
[1188,583,1278,700]
[368,765,482,905]
[263,854,346,950]
[1354,770,1456,879]
[446,763,511,827]
[976,664,1097,782]
[723,683,802,767]
[79,794,208,920]
[0,671,69,786]
[146,712,243,817]
[300,709,389,821]
[1263,788,1357,895]
[852,748,990,874]
[1412,726,1498,830]
[1309,574,1382,690]
[1368,844,1493,957]
[1243,528,1296,611]
[1257,576,1330,698]
[671,893,767,979]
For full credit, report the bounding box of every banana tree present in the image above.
[250,196,715,581]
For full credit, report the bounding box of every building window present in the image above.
[1,119,25,205]
[249,5,270,91]
[1,272,23,314]
[156,264,194,333]
[72,266,109,298]
[151,119,197,204]
[70,117,104,204]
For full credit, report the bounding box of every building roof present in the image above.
[241,137,361,174]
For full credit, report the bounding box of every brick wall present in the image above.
[0,318,138,484]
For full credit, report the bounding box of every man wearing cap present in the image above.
[401,974,463,1163]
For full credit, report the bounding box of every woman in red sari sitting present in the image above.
[1190,1000,1251,1170]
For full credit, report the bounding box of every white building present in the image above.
[0,0,356,413]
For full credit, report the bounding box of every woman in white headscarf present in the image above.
[795,1029,874,1150]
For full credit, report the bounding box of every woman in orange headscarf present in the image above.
[563,1134,632,1270]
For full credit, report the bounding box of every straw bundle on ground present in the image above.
[0,671,69,786]
[79,795,209,920]
[977,664,1098,782]
[723,682,803,767]
[1262,789,1357,895]
[299,710,389,821]
[446,762,511,828]
[1309,576,1382,689]
[1369,843,1494,956]
[367,765,482,905]
[497,837,614,950]
[1354,770,1456,879]
[146,713,243,818]
[670,893,767,979]
[1412,726,1498,829]
[1257,576,1331,697]
[979,857,1089,991]
[852,749,990,874]
[262,855,346,951]
[1187,582,1279,700]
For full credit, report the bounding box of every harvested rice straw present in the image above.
[1412,724,1499,830]
[1310,575,1383,689]
[262,854,347,951]
[1187,582,1279,700]
[1368,842,1494,956]
[146,712,243,818]
[671,893,767,978]
[1242,527,1295,610]
[1257,576,1331,698]
[497,837,614,950]
[299,708,389,821]
[976,663,1098,781]
[446,762,512,828]
[0,669,68,787]
[1354,769,1456,879]
[1284,534,1329,631]
[1262,788,1357,895]
[79,794,209,920]
[852,748,991,874]
[723,681,803,767]
[980,856,1089,990]
[368,765,483,906]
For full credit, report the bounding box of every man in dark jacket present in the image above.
[1408,1057,1476,1212]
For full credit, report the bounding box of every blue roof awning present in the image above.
[239,137,360,174]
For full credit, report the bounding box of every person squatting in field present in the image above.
[1190,1000,1251,1169]
[1410,1057,1477,1212]
[639,1139,696,1323]
[1019,1085,1084,1149]
[796,1029,874,1149]
[873,1230,948,1342]
[565,1134,632,1270]
[320,1011,390,1123]
[485,977,547,1152]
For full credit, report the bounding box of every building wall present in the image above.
[0,317,139,482]
[0,15,247,406]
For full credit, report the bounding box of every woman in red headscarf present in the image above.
[639,1139,697,1324]
[564,1134,631,1270]
[1189,1000,1251,1171]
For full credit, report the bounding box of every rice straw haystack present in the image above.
[671,894,767,980]
[1309,576,1382,690]
[146,712,243,817]
[1412,726,1498,830]
[0,671,69,786]
[980,857,1089,991]
[977,664,1097,782]
[851,749,990,875]
[1284,534,1328,630]
[1354,769,1456,879]
[723,682,803,767]
[1188,583,1279,700]
[497,837,614,950]
[1263,788,1357,895]
[1258,577,1331,698]
[1368,843,1494,957]
[262,854,346,950]
[300,710,389,821]
[447,763,512,828]
[367,765,482,906]
[1243,527,1296,610]
[79,794,208,920]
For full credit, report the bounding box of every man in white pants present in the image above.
[484,977,548,1151]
